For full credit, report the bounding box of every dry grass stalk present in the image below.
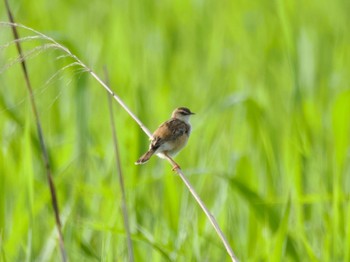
[104,67,135,261]
[3,1,67,261]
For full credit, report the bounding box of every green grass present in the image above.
[1,0,350,261]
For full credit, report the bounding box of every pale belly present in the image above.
[155,134,189,158]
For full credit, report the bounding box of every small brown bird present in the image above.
[135,107,195,167]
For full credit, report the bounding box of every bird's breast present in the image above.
[167,133,189,156]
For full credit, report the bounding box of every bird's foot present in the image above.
[172,164,181,171]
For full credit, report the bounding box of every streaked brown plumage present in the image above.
[135,107,194,165]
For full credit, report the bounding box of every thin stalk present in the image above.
[104,68,135,261]
[3,2,66,261]
[165,158,238,261]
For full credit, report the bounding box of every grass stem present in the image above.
[3,2,66,261]
[104,67,135,262]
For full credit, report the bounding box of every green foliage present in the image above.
[1,0,350,261]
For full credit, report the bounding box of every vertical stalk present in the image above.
[4,1,66,261]
[104,68,135,261]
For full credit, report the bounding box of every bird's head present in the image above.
[172,107,195,123]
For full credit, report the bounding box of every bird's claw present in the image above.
[172,164,181,171]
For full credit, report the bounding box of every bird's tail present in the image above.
[135,149,155,165]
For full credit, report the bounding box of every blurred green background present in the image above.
[1,0,350,261]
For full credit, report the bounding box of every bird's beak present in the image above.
[191,112,195,115]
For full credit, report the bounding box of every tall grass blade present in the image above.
[3,1,66,261]
[104,67,135,261]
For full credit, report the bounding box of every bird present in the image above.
[135,107,195,169]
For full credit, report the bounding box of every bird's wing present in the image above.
[150,119,190,150]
